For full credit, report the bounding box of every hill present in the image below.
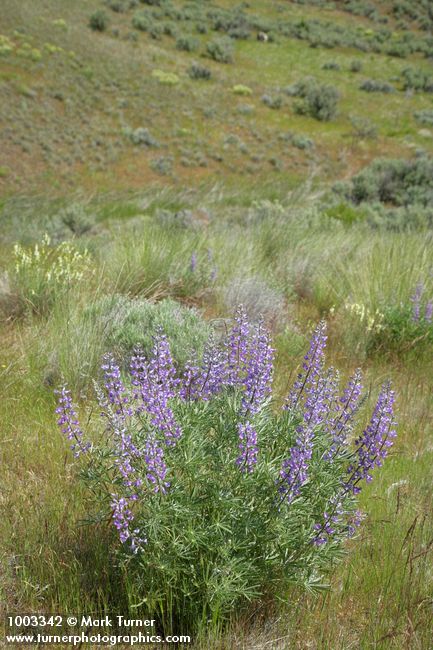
[1,0,433,196]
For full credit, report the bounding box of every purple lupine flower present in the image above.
[144,433,170,494]
[236,421,258,473]
[130,347,149,408]
[347,509,364,538]
[101,354,131,418]
[198,337,227,398]
[55,385,90,457]
[241,319,274,416]
[179,354,200,401]
[279,368,335,504]
[130,334,182,446]
[93,378,142,490]
[411,282,424,322]
[312,501,343,546]
[179,355,201,402]
[285,321,327,412]
[111,494,146,552]
[180,336,227,402]
[111,495,134,543]
[190,252,197,273]
[226,305,250,385]
[346,381,397,494]
[148,329,178,393]
[425,300,433,323]
[303,367,337,429]
[210,267,218,282]
[312,500,364,547]
[279,436,312,505]
[325,369,363,458]
[114,425,143,491]
[143,389,182,446]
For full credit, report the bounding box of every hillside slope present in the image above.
[1,0,433,195]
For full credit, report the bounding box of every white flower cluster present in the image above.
[14,234,93,289]
[344,301,385,333]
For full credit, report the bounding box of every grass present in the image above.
[1,0,433,646]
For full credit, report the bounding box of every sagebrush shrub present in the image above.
[349,116,377,140]
[206,36,234,63]
[414,109,433,126]
[175,35,199,52]
[187,62,211,80]
[401,67,433,92]
[340,156,433,208]
[126,127,159,147]
[222,276,286,329]
[56,311,397,632]
[132,11,152,31]
[57,203,96,236]
[290,77,339,121]
[322,61,340,70]
[89,10,109,32]
[261,94,282,109]
[349,59,362,72]
[359,78,395,93]
[162,21,177,37]
[104,0,128,13]
[84,296,212,369]
[364,203,433,231]
[149,155,173,175]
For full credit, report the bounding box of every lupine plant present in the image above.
[55,308,397,633]
[183,248,218,296]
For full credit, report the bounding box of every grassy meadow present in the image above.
[1,0,433,648]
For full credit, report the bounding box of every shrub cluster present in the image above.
[89,10,109,32]
[365,204,433,232]
[124,0,433,60]
[261,93,282,109]
[84,296,211,370]
[339,156,433,208]
[278,131,314,150]
[175,35,199,52]
[206,36,234,63]
[414,109,433,126]
[401,67,433,93]
[359,79,395,93]
[350,60,362,73]
[290,77,339,121]
[126,127,159,147]
[322,61,340,71]
[349,116,377,140]
[104,0,132,13]
[391,0,433,33]
[222,277,286,329]
[187,62,211,80]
